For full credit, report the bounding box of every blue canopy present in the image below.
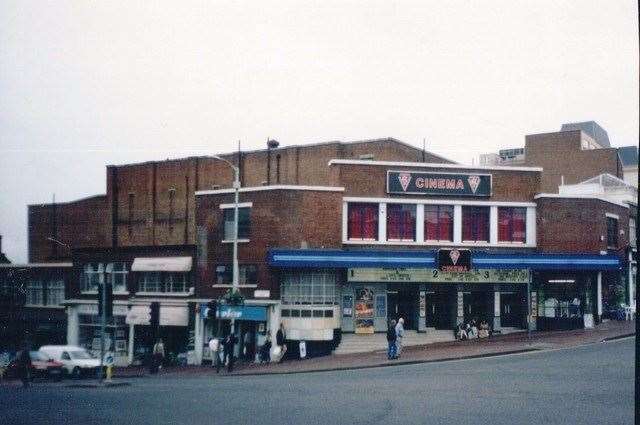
[267,249,621,271]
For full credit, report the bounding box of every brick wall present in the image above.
[524,130,622,193]
[195,189,343,299]
[536,197,630,254]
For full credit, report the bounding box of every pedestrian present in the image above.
[225,333,238,372]
[16,348,31,388]
[260,334,272,364]
[208,337,221,373]
[276,323,287,363]
[151,338,165,374]
[386,319,397,360]
[395,318,405,358]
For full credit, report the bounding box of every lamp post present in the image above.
[213,155,240,334]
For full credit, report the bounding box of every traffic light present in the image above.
[97,282,113,320]
[207,300,218,320]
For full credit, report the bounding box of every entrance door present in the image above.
[501,293,523,327]
[463,292,490,324]
[426,291,453,329]
[387,289,417,330]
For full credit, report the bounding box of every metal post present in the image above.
[526,278,531,340]
[99,272,106,381]
[231,167,240,335]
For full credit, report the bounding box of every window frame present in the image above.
[222,207,251,241]
[424,204,454,242]
[347,203,379,241]
[606,216,619,249]
[462,206,490,243]
[497,207,527,244]
[386,203,417,242]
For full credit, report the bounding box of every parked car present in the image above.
[4,350,64,382]
[39,345,101,379]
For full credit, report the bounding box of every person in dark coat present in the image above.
[225,333,238,372]
[387,319,397,360]
[260,334,272,364]
[275,323,287,362]
[16,349,31,387]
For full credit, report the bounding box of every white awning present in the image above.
[131,257,192,272]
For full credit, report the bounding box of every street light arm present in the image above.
[212,155,239,173]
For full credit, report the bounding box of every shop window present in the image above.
[607,217,618,248]
[26,280,43,306]
[312,310,323,318]
[324,310,334,318]
[223,207,251,240]
[462,206,489,242]
[215,265,257,285]
[347,203,378,240]
[137,272,189,293]
[281,309,291,317]
[281,271,339,306]
[387,204,416,241]
[81,263,103,293]
[46,279,65,306]
[498,207,526,243]
[424,205,453,242]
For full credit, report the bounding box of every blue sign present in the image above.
[216,305,267,322]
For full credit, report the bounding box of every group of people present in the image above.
[386,318,405,360]
[208,323,288,373]
[455,318,491,340]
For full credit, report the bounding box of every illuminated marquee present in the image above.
[387,171,491,196]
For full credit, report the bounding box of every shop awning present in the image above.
[131,257,192,272]
[267,249,621,271]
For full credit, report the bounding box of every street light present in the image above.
[213,155,241,334]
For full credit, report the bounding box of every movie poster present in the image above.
[355,287,375,334]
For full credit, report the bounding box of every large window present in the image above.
[462,206,489,242]
[424,205,453,242]
[26,280,43,305]
[281,271,338,305]
[347,203,378,240]
[215,264,258,286]
[81,262,127,293]
[223,207,251,240]
[498,207,526,243]
[387,204,416,241]
[47,280,65,306]
[137,272,189,293]
[607,217,618,248]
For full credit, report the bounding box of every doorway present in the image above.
[387,289,418,330]
[463,292,491,324]
[501,293,524,328]
[425,290,454,329]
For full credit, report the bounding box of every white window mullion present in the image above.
[490,206,498,244]
[379,203,387,241]
[342,202,349,242]
[453,205,462,243]
[416,204,425,243]
[526,207,537,246]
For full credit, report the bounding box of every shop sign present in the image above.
[354,288,374,334]
[217,305,267,322]
[160,306,188,326]
[348,268,530,284]
[438,249,471,272]
[387,171,491,197]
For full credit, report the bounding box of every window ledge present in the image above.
[81,291,128,295]
[212,284,258,288]
[24,304,65,309]
[135,292,191,297]
[221,239,250,244]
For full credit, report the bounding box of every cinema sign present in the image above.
[387,170,492,197]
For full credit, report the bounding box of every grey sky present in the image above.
[1,1,637,263]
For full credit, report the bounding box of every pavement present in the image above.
[0,336,634,425]
[110,319,635,378]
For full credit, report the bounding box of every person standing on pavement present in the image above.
[16,348,31,387]
[260,334,272,364]
[276,323,287,362]
[225,333,238,372]
[151,338,165,374]
[208,337,221,373]
[395,318,405,358]
[387,319,397,360]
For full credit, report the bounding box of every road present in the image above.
[1,337,634,425]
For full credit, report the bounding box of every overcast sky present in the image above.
[0,1,637,263]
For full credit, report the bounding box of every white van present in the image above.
[39,345,102,378]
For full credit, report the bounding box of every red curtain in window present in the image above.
[498,208,511,242]
[424,206,438,240]
[439,206,453,241]
[363,205,378,239]
[402,209,414,240]
[348,205,362,239]
[476,208,489,241]
[512,208,526,242]
[462,207,474,241]
[387,205,401,240]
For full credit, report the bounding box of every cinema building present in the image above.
[196,158,631,355]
